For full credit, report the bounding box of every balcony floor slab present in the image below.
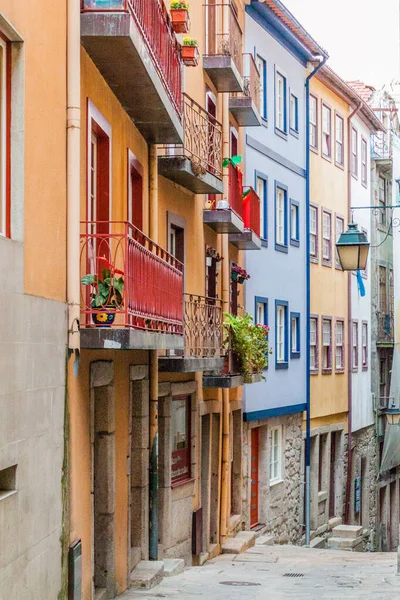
[229,97,262,127]
[81,12,183,144]
[203,55,243,93]
[80,328,184,351]
[158,356,225,373]
[202,374,244,388]
[158,156,224,194]
[229,229,262,250]
[203,209,244,234]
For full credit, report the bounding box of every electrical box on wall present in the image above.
[68,540,82,600]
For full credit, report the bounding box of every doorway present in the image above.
[250,428,259,528]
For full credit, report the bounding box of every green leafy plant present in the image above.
[182,36,198,46]
[224,312,270,380]
[170,0,189,8]
[222,155,242,168]
[81,256,124,309]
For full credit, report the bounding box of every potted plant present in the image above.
[224,313,270,381]
[170,0,190,34]
[181,37,199,67]
[231,265,250,284]
[206,245,223,266]
[81,256,124,327]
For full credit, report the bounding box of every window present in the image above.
[361,137,367,186]
[362,322,368,370]
[171,396,191,484]
[322,210,332,265]
[310,205,318,260]
[290,93,298,133]
[335,320,344,371]
[335,215,344,268]
[255,298,268,326]
[276,301,288,368]
[275,184,287,251]
[310,316,318,372]
[322,318,332,372]
[379,266,387,313]
[310,95,318,150]
[351,127,358,177]
[275,71,287,133]
[322,104,331,158]
[256,55,267,119]
[352,321,359,371]
[378,176,387,227]
[335,114,344,166]
[0,37,9,238]
[128,150,143,230]
[269,426,282,484]
[256,174,267,240]
[290,200,299,247]
[291,313,300,358]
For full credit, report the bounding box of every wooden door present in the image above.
[250,428,259,528]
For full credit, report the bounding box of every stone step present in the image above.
[332,525,363,539]
[130,560,164,590]
[222,531,256,554]
[328,517,342,530]
[327,535,363,550]
[94,589,107,600]
[309,536,326,549]
[251,524,269,539]
[162,558,185,577]
[256,535,275,546]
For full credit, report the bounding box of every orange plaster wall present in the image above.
[2,1,68,301]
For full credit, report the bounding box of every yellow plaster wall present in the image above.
[3,1,67,301]
[309,77,349,423]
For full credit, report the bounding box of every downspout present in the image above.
[149,145,159,560]
[219,91,231,546]
[305,55,327,546]
[67,0,81,360]
[344,101,362,524]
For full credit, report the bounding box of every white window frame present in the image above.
[322,104,331,158]
[276,186,286,247]
[269,426,282,485]
[322,318,332,371]
[290,93,298,132]
[310,94,318,149]
[256,175,267,240]
[310,205,318,259]
[256,301,265,325]
[335,114,344,166]
[290,202,299,243]
[322,210,332,263]
[361,137,367,185]
[310,317,318,371]
[256,54,266,119]
[275,71,286,133]
[335,320,344,371]
[352,321,359,370]
[362,322,368,368]
[276,304,287,364]
[351,127,358,177]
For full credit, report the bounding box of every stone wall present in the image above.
[243,413,303,544]
[0,237,66,599]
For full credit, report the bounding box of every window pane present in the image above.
[276,187,285,245]
[256,301,265,324]
[171,397,190,482]
[291,317,298,351]
[257,177,266,238]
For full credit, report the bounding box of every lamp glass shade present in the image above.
[336,223,370,271]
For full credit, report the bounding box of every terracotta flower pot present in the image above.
[181,45,199,67]
[171,8,190,34]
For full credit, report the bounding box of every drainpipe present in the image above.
[67,0,81,359]
[219,59,231,545]
[149,145,159,560]
[344,101,362,524]
[305,55,327,546]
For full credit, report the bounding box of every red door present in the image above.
[250,428,259,528]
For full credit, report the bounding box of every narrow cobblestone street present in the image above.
[122,545,400,600]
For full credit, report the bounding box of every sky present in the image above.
[282,0,400,87]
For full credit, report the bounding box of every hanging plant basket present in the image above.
[171,8,190,33]
[181,44,199,67]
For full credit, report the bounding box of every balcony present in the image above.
[158,295,226,372]
[81,0,183,144]
[203,163,245,234]
[377,313,394,346]
[229,54,261,127]
[80,221,184,350]
[203,2,243,93]
[202,353,262,388]
[158,95,224,194]
[229,187,261,250]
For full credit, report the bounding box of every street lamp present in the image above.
[336,222,370,271]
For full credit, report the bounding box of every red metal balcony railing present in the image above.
[80,221,184,333]
[159,94,223,178]
[81,0,182,119]
[243,187,260,238]
[184,294,224,357]
[231,54,260,107]
[204,2,243,76]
